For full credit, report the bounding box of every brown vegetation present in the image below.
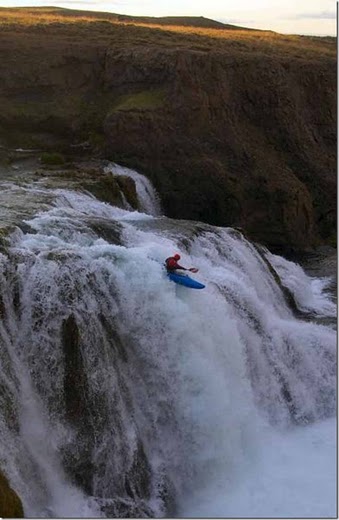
[0,7,334,58]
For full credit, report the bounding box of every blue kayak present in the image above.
[168,272,205,290]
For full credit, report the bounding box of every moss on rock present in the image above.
[112,89,165,112]
[115,175,139,210]
[81,173,123,206]
[40,152,66,166]
[33,165,140,211]
[0,226,15,255]
[81,171,139,210]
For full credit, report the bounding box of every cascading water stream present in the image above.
[266,251,337,318]
[105,163,162,216]
[0,168,336,518]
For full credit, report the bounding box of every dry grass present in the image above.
[0,6,335,59]
[128,22,335,56]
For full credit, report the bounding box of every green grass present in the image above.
[327,231,337,248]
[112,89,166,111]
[40,152,65,165]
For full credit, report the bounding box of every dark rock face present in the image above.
[0,470,24,518]
[0,12,335,250]
[62,314,94,494]
[103,51,335,251]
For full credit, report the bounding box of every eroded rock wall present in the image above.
[0,18,335,250]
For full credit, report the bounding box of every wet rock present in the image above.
[81,173,124,206]
[32,165,139,210]
[99,313,128,362]
[125,441,151,501]
[115,175,139,210]
[87,220,123,245]
[62,314,94,494]
[253,243,303,317]
[0,469,24,518]
[0,382,19,434]
[82,172,138,210]
[62,314,87,423]
[0,226,14,255]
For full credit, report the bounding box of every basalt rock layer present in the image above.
[0,7,336,250]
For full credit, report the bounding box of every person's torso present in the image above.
[165,257,177,270]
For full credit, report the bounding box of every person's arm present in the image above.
[175,263,187,271]
[176,264,199,273]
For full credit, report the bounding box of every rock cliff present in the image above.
[0,7,335,250]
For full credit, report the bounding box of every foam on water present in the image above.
[181,417,336,518]
[266,251,337,318]
[0,184,335,517]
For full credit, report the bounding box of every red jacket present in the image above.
[165,257,186,272]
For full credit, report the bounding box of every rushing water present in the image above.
[0,165,336,517]
[104,163,162,217]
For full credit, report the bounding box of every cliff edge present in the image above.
[0,7,335,250]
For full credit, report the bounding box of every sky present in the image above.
[0,0,336,36]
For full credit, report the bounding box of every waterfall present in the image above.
[265,251,337,318]
[0,169,336,518]
[105,163,162,216]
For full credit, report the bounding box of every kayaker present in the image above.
[165,254,199,274]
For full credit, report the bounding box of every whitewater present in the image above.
[0,164,336,518]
